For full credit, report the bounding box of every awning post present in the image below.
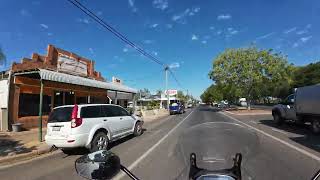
[115,91,118,105]
[38,79,44,142]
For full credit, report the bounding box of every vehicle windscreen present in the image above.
[48,107,73,123]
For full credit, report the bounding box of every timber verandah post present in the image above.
[38,79,44,142]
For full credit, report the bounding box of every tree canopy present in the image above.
[207,47,292,108]
[0,47,6,67]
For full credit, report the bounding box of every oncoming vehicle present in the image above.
[74,122,320,180]
[45,104,143,154]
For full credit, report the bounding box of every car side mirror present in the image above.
[75,150,121,180]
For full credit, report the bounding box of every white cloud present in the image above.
[166,24,173,29]
[256,32,275,40]
[150,23,159,28]
[227,27,233,31]
[128,0,138,12]
[292,42,299,48]
[203,35,211,40]
[152,0,168,10]
[217,14,232,20]
[296,30,308,35]
[77,18,90,24]
[47,32,53,36]
[123,48,129,52]
[209,26,215,30]
[193,7,200,13]
[301,36,312,43]
[172,8,190,24]
[188,7,200,16]
[20,9,31,16]
[152,51,158,56]
[191,34,198,40]
[230,30,238,35]
[97,11,103,16]
[143,40,154,44]
[40,24,49,29]
[306,24,312,29]
[201,40,207,44]
[283,27,297,34]
[216,30,222,35]
[169,62,180,69]
[89,48,94,54]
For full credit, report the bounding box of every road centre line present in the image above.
[219,112,320,162]
[114,109,195,180]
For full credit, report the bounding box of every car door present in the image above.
[102,105,125,137]
[116,106,135,133]
[80,105,105,133]
[284,94,296,120]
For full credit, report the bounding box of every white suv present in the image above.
[45,104,143,153]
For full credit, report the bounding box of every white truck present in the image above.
[272,84,320,134]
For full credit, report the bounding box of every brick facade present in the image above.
[12,44,104,81]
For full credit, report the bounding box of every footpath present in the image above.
[0,128,54,167]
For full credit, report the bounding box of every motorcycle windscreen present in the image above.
[175,122,260,180]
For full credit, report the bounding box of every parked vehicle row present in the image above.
[45,104,143,154]
[272,84,320,134]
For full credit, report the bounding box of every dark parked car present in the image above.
[169,103,185,115]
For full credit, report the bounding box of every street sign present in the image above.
[165,89,178,96]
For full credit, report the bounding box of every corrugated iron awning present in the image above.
[14,69,137,93]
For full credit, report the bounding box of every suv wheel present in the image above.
[90,132,109,152]
[273,112,283,125]
[133,122,143,136]
[312,120,320,135]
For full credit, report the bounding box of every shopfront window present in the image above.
[54,91,63,107]
[65,91,75,105]
[18,93,51,117]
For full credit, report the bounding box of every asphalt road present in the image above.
[0,105,319,180]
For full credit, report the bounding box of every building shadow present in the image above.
[259,119,320,153]
[0,134,37,157]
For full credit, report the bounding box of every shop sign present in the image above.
[57,54,88,76]
[165,89,178,96]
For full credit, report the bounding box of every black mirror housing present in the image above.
[75,150,121,180]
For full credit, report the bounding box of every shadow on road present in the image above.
[197,106,221,113]
[259,119,320,153]
[0,134,37,157]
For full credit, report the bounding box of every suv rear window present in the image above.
[48,107,73,123]
[81,106,104,118]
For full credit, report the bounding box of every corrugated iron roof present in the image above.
[15,69,137,93]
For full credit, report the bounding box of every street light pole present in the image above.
[165,66,169,111]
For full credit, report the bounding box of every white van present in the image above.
[45,104,143,153]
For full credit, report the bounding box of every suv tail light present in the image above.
[71,104,82,128]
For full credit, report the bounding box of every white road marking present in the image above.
[250,120,257,124]
[114,109,195,180]
[219,112,320,162]
[271,128,288,135]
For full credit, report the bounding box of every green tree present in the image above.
[177,90,187,102]
[209,47,291,109]
[155,89,163,96]
[200,84,223,103]
[292,61,320,88]
[0,47,6,67]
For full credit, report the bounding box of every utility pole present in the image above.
[165,66,170,111]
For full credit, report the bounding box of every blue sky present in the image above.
[0,0,320,98]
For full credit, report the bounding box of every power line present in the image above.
[169,69,184,90]
[67,0,165,66]
[67,0,186,93]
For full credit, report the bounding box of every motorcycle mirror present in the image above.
[75,150,121,180]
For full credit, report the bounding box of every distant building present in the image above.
[0,45,136,131]
[137,93,180,109]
